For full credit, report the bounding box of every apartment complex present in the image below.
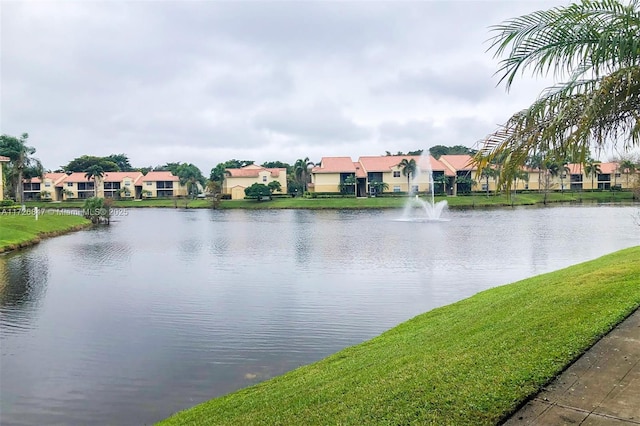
[22,170,188,201]
[309,155,638,196]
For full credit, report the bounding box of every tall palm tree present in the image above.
[398,158,417,195]
[84,165,104,197]
[294,157,314,192]
[584,159,602,190]
[620,159,637,188]
[475,0,640,190]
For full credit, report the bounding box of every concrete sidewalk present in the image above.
[504,308,640,425]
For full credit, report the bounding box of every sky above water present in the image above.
[2,1,578,173]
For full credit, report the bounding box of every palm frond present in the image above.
[489,0,640,89]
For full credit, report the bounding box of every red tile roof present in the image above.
[26,172,67,184]
[141,171,180,182]
[439,155,475,171]
[312,157,357,173]
[225,166,284,178]
[0,155,10,162]
[598,162,619,174]
[103,171,143,182]
[354,162,366,178]
[358,155,415,172]
[58,172,93,183]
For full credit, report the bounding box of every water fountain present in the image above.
[398,155,449,222]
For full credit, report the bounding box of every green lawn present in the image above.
[22,190,636,211]
[0,212,90,252]
[158,246,640,425]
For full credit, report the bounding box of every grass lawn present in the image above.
[158,246,640,425]
[22,190,636,211]
[0,212,90,252]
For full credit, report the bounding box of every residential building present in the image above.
[310,155,462,196]
[22,170,188,200]
[222,165,287,200]
[59,172,99,199]
[23,173,67,201]
[138,171,188,198]
[309,157,359,195]
[0,155,9,201]
[102,172,141,199]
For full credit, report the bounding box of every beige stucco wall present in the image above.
[223,170,287,199]
[384,166,433,193]
[311,173,341,193]
[141,181,188,198]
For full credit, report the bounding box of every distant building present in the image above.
[23,170,188,201]
[223,165,287,200]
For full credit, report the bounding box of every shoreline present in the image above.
[0,216,91,254]
[20,191,640,211]
[157,246,640,425]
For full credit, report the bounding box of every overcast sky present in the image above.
[2,0,576,174]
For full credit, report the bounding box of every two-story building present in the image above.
[22,170,189,200]
[310,155,462,196]
[137,171,188,198]
[222,165,287,200]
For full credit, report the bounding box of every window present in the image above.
[146,182,152,186]
[125,182,130,186]
[45,182,51,187]
[393,186,401,192]
[615,173,621,178]
[393,171,401,178]
[67,182,73,187]
[262,176,267,182]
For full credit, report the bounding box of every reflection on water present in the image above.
[0,205,638,425]
[0,252,49,337]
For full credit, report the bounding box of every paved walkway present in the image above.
[504,308,640,425]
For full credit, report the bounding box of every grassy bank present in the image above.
[159,246,640,425]
[0,212,90,253]
[23,190,637,211]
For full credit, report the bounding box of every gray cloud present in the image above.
[1,1,570,173]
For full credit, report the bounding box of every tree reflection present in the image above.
[0,252,49,335]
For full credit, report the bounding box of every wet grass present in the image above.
[0,212,90,252]
[158,246,640,425]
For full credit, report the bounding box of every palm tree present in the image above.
[398,158,417,195]
[526,154,544,192]
[0,133,43,202]
[558,161,571,193]
[479,167,498,196]
[584,159,602,191]
[176,163,206,198]
[84,165,104,197]
[432,173,449,195]
[475,0,640,190]
[341,175,357,196]
[294,157,314,192]
[369,180,389,196]
[620,159,637,188]
[513,169,529,194]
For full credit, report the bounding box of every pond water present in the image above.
[1,205,639,425]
